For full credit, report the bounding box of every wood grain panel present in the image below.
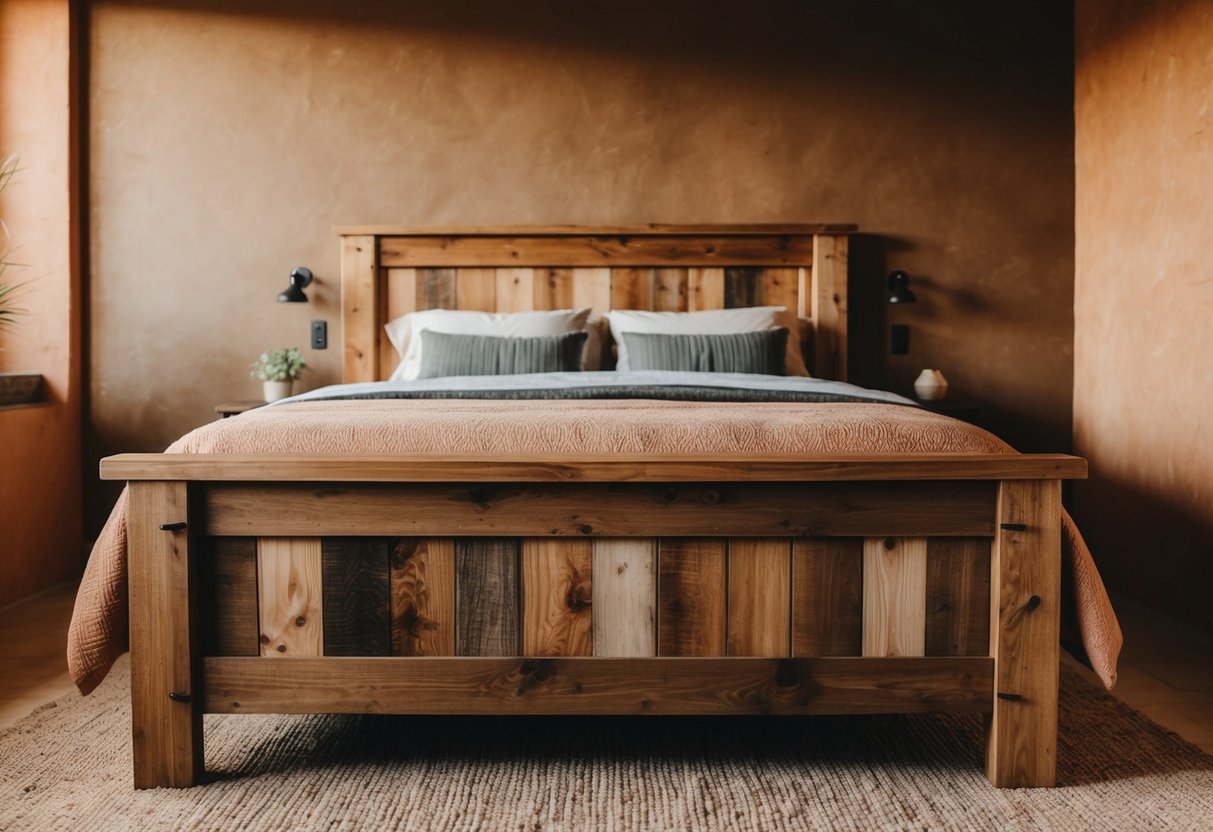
[653,268,688,311]
[320,538,390,657]
[762,267,800,314]
[202,537,258,656]
[495,268,535,312]
[379,268,418,379]
[571,267,612,313]
[455,268,496,312]
[727,538,791,657]
[418,268,456,310]
[205,481,997,539]
[985,479,1062,788]
[534,268,573,309]
[521,539,592,657]
[127,481,202,788]
[658,538,726,656]
[812,234,848,380]
[724,267,762,308]
[687,268,725,311]
[390,538,455,657]
[378,235,817,268]
[340,234,378,383]
[205,656,992,716]
[926,538,991,657]
[610,268,653,310]
[591,539,656,657]
[862,537,927,657]
[257,537,324,657]
[792,538,863,657]
[456,538,520,656]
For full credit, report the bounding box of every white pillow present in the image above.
[386,308,593,380]
[605,306,810,377]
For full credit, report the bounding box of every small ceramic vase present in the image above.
[913,369,949,401]
[262,379,294,402]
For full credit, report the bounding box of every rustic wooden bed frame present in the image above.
[102,225,1084,790]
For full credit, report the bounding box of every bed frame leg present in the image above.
[985,479,1061,788]
[128,481,203,788]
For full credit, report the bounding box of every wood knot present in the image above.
[259,634,271,645]
[1024,595,1042,612]
[276,644,287,653]
[577,524,593,535]
[702,489,721,505]
[884,537,897,550]
[566,585,592,612]
[774,661,800,688]
[295,616,307,628]
[468,487,494,506]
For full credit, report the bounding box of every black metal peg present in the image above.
[159,521,187,531]
[167,691,192,703]
[1024,595,1042,612]
[997,691,1023,702]
[1000,523,1027,532]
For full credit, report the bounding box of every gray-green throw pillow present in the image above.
[621,328,789,375]
[417,329,589,378]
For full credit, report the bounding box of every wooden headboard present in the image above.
[336,224,854,383]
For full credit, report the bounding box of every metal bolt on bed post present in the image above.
[159,522,188,531]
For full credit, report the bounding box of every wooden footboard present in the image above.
[104,452,1083,789]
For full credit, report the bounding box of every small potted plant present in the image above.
[250,347,305,402]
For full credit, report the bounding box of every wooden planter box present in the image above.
[0,372,43,405]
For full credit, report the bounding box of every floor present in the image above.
[1,582,1210,756]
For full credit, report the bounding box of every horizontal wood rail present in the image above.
[101,453,1087,483]
[202,656,993,716]
[333,223,859,236]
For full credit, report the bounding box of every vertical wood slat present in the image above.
[128,481,202,788]
[379,268,418,379]
[495,268,535,312]
[610,268,652,310]
[653,268,688,311]
[723,267,762,308]
[572,267,612,313]
[202,537,259,656]
[521,539,592,657]
[456,538,520,656]
[986,480,1062,788]
[926,538,991,656]
[592,539,656,657]
[658,538,727,656]
[727,538,791,657]
[340,234,378,383]
[390,538,456,657]
[455,267,496,312]
[862,536,927,657]
[321,539,391,657]
[762,268,800,316]
[812,234,848,380]
[418,268,456,309]
[687,268,724,311]
[257,538,324,657]
[534,268,574,310]
[792,538,863,656]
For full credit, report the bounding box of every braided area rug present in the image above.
[1,658,1210,831]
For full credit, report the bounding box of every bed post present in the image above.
[128,480,203,788]
[985,479,1062,788]
[341,234,379,383]
[810,233,848,381]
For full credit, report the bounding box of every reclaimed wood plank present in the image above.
[204,655,993,716]
[862,537,928,657]
[591,539,656,657]
[727,538,791,657]
[456,538,520,656]
[521,539,592,657]
[418,267,456,310]
[985,479,1061,788]
[495,268,534,312]
[926,537,991,657]
[812,234,848,380]
[724,267,763,308]
[791,538,863,656]
[533,267,574,310]
[321,538,391,657]
[687,267,725,311]
[571,267,612,314]
[390,538,456,657]
[762,267,800,314]
[610,267,653,310]
[658,538,727,656]
[653,268,688,311]
[455,267,496,312]
[257,537,324,657]
[127,481,202,788]
[340,234,378,383]
[379,268,418,379]
[201,537,258,657]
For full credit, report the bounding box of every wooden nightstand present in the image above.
[214,400,267,419]
[915,398,983,424]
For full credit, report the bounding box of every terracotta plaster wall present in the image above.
[0,0,82,605]
[1074,0,1213,630]
[87,1,1074,529]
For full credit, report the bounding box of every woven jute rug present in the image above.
[1,658,1210,831]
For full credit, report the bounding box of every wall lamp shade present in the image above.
[277,267,314,303]
[887,270,917,304]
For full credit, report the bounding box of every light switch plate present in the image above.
[311,320,328,350]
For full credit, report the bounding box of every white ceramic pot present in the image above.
[262,379,294,402]
[913,369,949,401]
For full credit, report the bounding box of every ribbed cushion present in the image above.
[418,330,589,378]
[622,329,788,374]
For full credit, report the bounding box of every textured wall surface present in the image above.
[87,1,1075,529]
[1075,0,1213,630]
[0,0,82,604]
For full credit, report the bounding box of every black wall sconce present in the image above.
[887,270,917,355]
[277,267,314,303]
